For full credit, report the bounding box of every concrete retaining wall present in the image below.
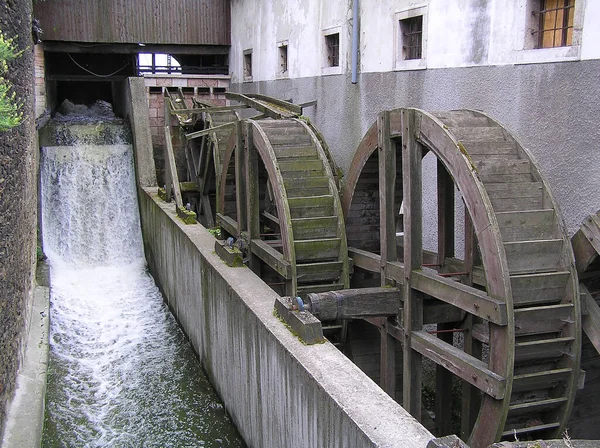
[139,187,434,448]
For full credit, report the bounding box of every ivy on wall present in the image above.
[0,31,23,132]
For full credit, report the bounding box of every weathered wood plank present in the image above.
[291,217,338,239]
[504,239,563,274]
[296,261,343,283]
[216,212,237,237]
[495,209,556,242]
[515,336,575,363]
[294,238,341,261]
[514,303,574,336]
[510,271,569,306]
[411,270,508,325]
[411,330,506,399]
[251,238,292,279]
[401,108,424,418]
[512,368,572,392]
[451,126,507,142]
[306,287,400,320]
[185,121,235,140]
[581,284,600,356]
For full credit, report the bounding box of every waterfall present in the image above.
[40,102,244,448]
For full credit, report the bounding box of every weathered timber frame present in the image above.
[341,108,580,447]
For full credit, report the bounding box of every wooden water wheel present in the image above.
[182,101,239,227]
[341,108,581,447]
[216,117,349,303]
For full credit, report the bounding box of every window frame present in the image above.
[322,26,343,75]
[516,0,584,64]
[243,49,253,82]
[277,41,289,79]
[394,5,428,71]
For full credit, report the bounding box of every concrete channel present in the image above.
[139,187,435,447]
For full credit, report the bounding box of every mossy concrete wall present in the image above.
[139,187,434,448]
[0,0,38,439]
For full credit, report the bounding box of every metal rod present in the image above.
[426,328,466,335]
[439,271,469,277]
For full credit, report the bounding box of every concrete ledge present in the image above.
[274,296,324,345]
[1,263,50,448]
[139,187,434,448]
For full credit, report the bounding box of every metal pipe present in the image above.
[351,0,359,84]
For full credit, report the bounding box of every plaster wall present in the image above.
[138,188,435,448]
[229,59,600,237]
[230,0,600,83]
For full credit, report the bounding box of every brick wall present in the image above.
[143,75,230,187]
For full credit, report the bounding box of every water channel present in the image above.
[39,105,245,447]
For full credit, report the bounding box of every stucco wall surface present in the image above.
[230,0,600,82]
[139,187,434,448]
[230,59,600,236]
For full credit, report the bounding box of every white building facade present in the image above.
[229,0,600,235]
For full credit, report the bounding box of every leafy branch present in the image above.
[0,31,23,132]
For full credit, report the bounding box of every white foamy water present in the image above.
[40,137,244,447]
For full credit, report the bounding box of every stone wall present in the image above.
[0,0,38,439]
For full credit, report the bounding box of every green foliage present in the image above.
[0,31,23,132]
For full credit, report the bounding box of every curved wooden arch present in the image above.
[218,118,349,299]
[342,108,580,447]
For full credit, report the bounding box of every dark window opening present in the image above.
[244,52,252,79]
[213,87,226,94]
[148,87,163,94]
[197,87,211,95]
[325,33,339,67]
[279,45,288,74]
[533,0,575,48]
[400,15,423,60]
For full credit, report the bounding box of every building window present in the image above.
[400,16,423,60]
[243,50,252,81]
[325,33,340,67]
[533,0,575,48]
[394,6,427,70]
[278,43,288,76]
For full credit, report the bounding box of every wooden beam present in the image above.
[216,213,237,238]
[245,123,261,275]
[411,330,506,399]
[348,247,405,284]
[411,270,508,325]
[250,239,292,279]
[401,108,424,419]
[185,121,236,140]
[234,120,246,233]
[305,287,401,320]
[225,92,298,119]
[172,105,250,114]
[164,125,183,207]
[378,110,398,287]
[582,283,600,356]
[244,93,302,115]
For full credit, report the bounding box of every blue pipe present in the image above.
[351,0,359,84]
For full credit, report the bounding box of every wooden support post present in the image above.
[381,319,397,399]
[437,160,455,265]
[245,122,261,276]
[461,210,482,439]
[235,120,247,235]
[378,110,398,286]
[436,160,455,436]
[435,322,454,436]
[377,110,398,401]
[401,108,424,419]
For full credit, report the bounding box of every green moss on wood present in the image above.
[176,206,197,224]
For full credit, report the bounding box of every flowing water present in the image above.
[40,106,245,447]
